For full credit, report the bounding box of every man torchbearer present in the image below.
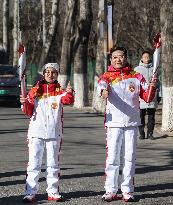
[98,46,156,202]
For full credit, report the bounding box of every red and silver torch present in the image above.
[147,33,162,102]
[18,44,27,98]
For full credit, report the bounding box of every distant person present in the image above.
[20,63,74,203]
[134,51,161,140]
[97,46,157,202]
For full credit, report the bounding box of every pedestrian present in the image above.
[97,46,156,202]
[20,63,74,203]
[134,51,161,140]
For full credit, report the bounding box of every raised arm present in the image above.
[61,81,74,105]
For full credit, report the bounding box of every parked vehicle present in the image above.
[0,64,20,106]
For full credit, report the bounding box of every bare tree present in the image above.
[160,0,173,132]
[3,0,9,53]
[13,0,19,66]
[73,0,92,108]
[112,0,160,57]
[112,0,125,46]
[19,0,42,64]
[58,0,77,88]
[38,0,59,69]
[41,0,46,46]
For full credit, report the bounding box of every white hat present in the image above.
[42,63,60,73]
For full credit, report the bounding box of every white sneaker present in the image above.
[48,193,63,201]
[23,194,36,203]
[123,192,135,202]
[102,192,121,202]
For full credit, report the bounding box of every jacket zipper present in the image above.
[121,70,126,127]
[46,84,49,138]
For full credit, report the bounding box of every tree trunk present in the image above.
[3,0,9,53]
[38,0,59,69]
[58,0,77,88]
[160,0,173,132]
[41,0,46,46]
[92,39,106,112]
[2,0,9,63]
[74,42,89,108]
[13,0,19,66]
[73,0,92,108]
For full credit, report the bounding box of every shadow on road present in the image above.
[0,128,28,134]
[0,190,105,204]
[62,190,104,201]
[0,170,26,178]
[64,126,102,129]
[155,134,173,139]
[0,171,104,187]
[0,168,73,179]
[0,195,24,205]
[135,183,173,201]
[64,113,102,118]
[135,164,173,174]
[0,113,23,117]
[136,182,173,193]
[61,171,104,180]
[0,117,27,121]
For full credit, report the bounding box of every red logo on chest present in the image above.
[129,82,135,92]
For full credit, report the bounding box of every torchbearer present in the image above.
[20,63,74,203]
[98,46,157,202]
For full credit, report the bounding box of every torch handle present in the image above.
[21,75,27,98]
[146,74,157,103]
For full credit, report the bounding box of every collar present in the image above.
[139,61,153,68]
[107,65,133,74]
[36,80,60,94]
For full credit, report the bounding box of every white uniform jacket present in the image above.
[98,65,156,128]
[22,80,74,139]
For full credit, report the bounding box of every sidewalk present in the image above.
[0,106,173,205]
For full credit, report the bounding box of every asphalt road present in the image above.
[0,105,173,205]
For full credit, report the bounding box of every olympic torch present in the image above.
[18,44,27,98]
[146,33,162,102]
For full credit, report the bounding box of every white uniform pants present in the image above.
[25,137,62,195]
[104,127,137,194]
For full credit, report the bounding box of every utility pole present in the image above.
[103,0,108,71]
[107,0,113,52]
[98,0,113,71]
[13,0,20,66]
[98,0,107,71]
[92,0,113,112]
